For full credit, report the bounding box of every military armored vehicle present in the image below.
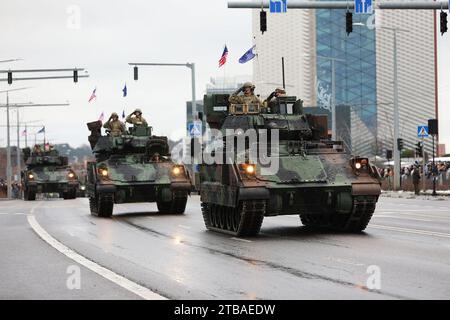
[21,144,79,200]
[199,94,382,236]
[86,120,191,217]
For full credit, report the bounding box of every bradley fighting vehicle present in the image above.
[199,94,382,236]
[21,144,79,200]
[86,121,191,217]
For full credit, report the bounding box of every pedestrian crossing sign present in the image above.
[188,121,202,137]
[417,125,429,138]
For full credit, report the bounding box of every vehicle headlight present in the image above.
[98,168,108,177]
[172,166,182,176]
[353,158,368,171]
[80,186,86,191]
[240,164,257,177]
[68,172,75,179]
[28,173,34,180]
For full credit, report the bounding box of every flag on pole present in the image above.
[37,126,45,134]
[88,88,97,102]
[122,110,125,119]
[98,112,104,122]
[239,45,256,64]
[21,129,27,136]
[122,84,127,97]
[219,45,229,68]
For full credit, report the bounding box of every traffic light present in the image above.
[260,10,267,34]
[386,149,393,160]
[441,11,448,35]
[7,71,12,85]
[397,138,404,151]
[73,70,78,83]
[133,66,138,81]
[416,142,423,157]
[346,11,353,36]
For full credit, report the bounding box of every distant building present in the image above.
[438,144,446,157]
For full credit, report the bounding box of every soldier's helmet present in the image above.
[111,112,119,118]
[275,87,286,94]
[242,82,255,90]
[134,108,142,115]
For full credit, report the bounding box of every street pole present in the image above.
[331,59,336,141]
[6,92,12,199]
[432,134,437,196]
[24,124,28,148]
[128,62,197,182]
[422,137,425,192]
[16,107,20,181]
[391,29,400,191]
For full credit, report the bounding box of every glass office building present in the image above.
[315,8,377,139]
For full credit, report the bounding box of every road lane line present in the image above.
[372,215,433,222]
[369,224,450,239]
[178,224,191,230]
[27,214,166,300]
[231,237,252,243]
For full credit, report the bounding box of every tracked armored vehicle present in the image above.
[21,144,79,200]
[199,94,382,236]
[86,121,191,217]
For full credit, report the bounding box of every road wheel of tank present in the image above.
[90,194,113,218]
[340,196,377,232]
[24,188,36,201]
[157,195,187,214]
[172,196,187,214]
[89,196,98,215]
[201,200,265,236]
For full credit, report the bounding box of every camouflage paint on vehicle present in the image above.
[21,145,79,200]
[199,94,382,236]
[86,121,192,217]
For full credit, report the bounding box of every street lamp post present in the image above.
[379,27,408,191]
[128,62,198,181]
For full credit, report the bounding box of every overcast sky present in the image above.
[1,0,449,150]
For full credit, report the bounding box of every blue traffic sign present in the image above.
[355,0,373,14]
[270,0,287,13]
[417,125,429,138]
[188,121,202,137]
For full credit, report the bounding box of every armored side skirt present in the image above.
[93,182,190,204]
[26,182,79,194]
[201,182,380,217]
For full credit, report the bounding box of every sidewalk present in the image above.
[381,190,450,201]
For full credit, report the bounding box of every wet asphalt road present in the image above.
[0,195,449,300]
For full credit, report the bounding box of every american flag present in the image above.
[219,45,228,68]
[88,88,97,102]
[98,112,104,122]
[21,129,27,136]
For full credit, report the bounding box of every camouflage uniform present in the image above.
[103,113,126,137]
[229,82,262,107]
[126,108,148,127]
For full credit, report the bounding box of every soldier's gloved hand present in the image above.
[233,87,243,95]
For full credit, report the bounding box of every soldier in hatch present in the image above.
[103,112,126,137]
[228,82,263,107]
[126,108,148,127]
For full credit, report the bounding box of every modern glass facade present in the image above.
[315,7,377,140]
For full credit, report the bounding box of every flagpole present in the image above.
[25,124,28,148]
[43,126,46,145]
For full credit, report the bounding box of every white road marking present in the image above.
[178,224,191,230]
[27,214,166,300]
[231,237,252,243]
[0,212,25,215]
[372,215,433,222]
[370,224,450,239]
